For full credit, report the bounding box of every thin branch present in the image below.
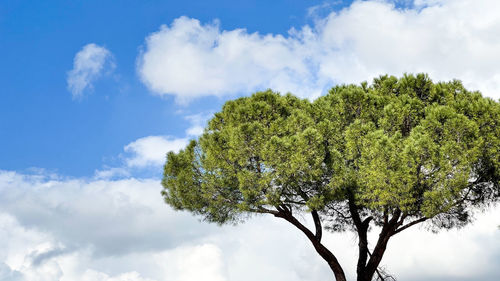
[284,199,307,205]
[395,212,408,229]
[388,209,401,225]
[393,217,428,235]
[326,204,352,222]
[252,207,280,216]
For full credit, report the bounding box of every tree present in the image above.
[162,74,500,281]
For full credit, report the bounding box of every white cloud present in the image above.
[138,0,500,102]
[0,171,216,257]
[117,113,211,172]
[156,244,227,281]
[68,43,115,99]
[0,170,221,281]
[93,111,209,178]
[95,132,196,178]
[137,16,324,103]
[185,126,204,137]
[123,136,188,168]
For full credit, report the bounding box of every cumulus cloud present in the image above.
[137,16,324,103]
[67,43,115,99]
[123,136,189,168]
[138,0,500,102]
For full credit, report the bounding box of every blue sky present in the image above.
[0,0,344,177]
[1,1,500,281]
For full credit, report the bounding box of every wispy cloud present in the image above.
[67,43,115,99]
[306,1,341,19]
[93,166,131,180]
[138,0,500,103]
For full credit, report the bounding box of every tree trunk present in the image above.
[361,211,401,281]
[356,228,370,281]
[348,195,372,281]
[271,206,403,281]
[363,231,391,281]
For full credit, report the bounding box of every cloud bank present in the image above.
[67,43,115,99]
[138,0,500,102]
[0,170,499,281]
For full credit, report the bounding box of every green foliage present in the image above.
[162,74,500,230]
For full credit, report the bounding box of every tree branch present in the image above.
[252,207,280,215]
[326,204,352,222]
[395,212,408,228]
[273,206,347,281]
[311,210,323,242]
[393,217,428,235]
[367,249,396,281]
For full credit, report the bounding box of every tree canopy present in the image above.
[162,74,500,281]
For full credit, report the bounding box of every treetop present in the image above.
[162,73,500,231]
